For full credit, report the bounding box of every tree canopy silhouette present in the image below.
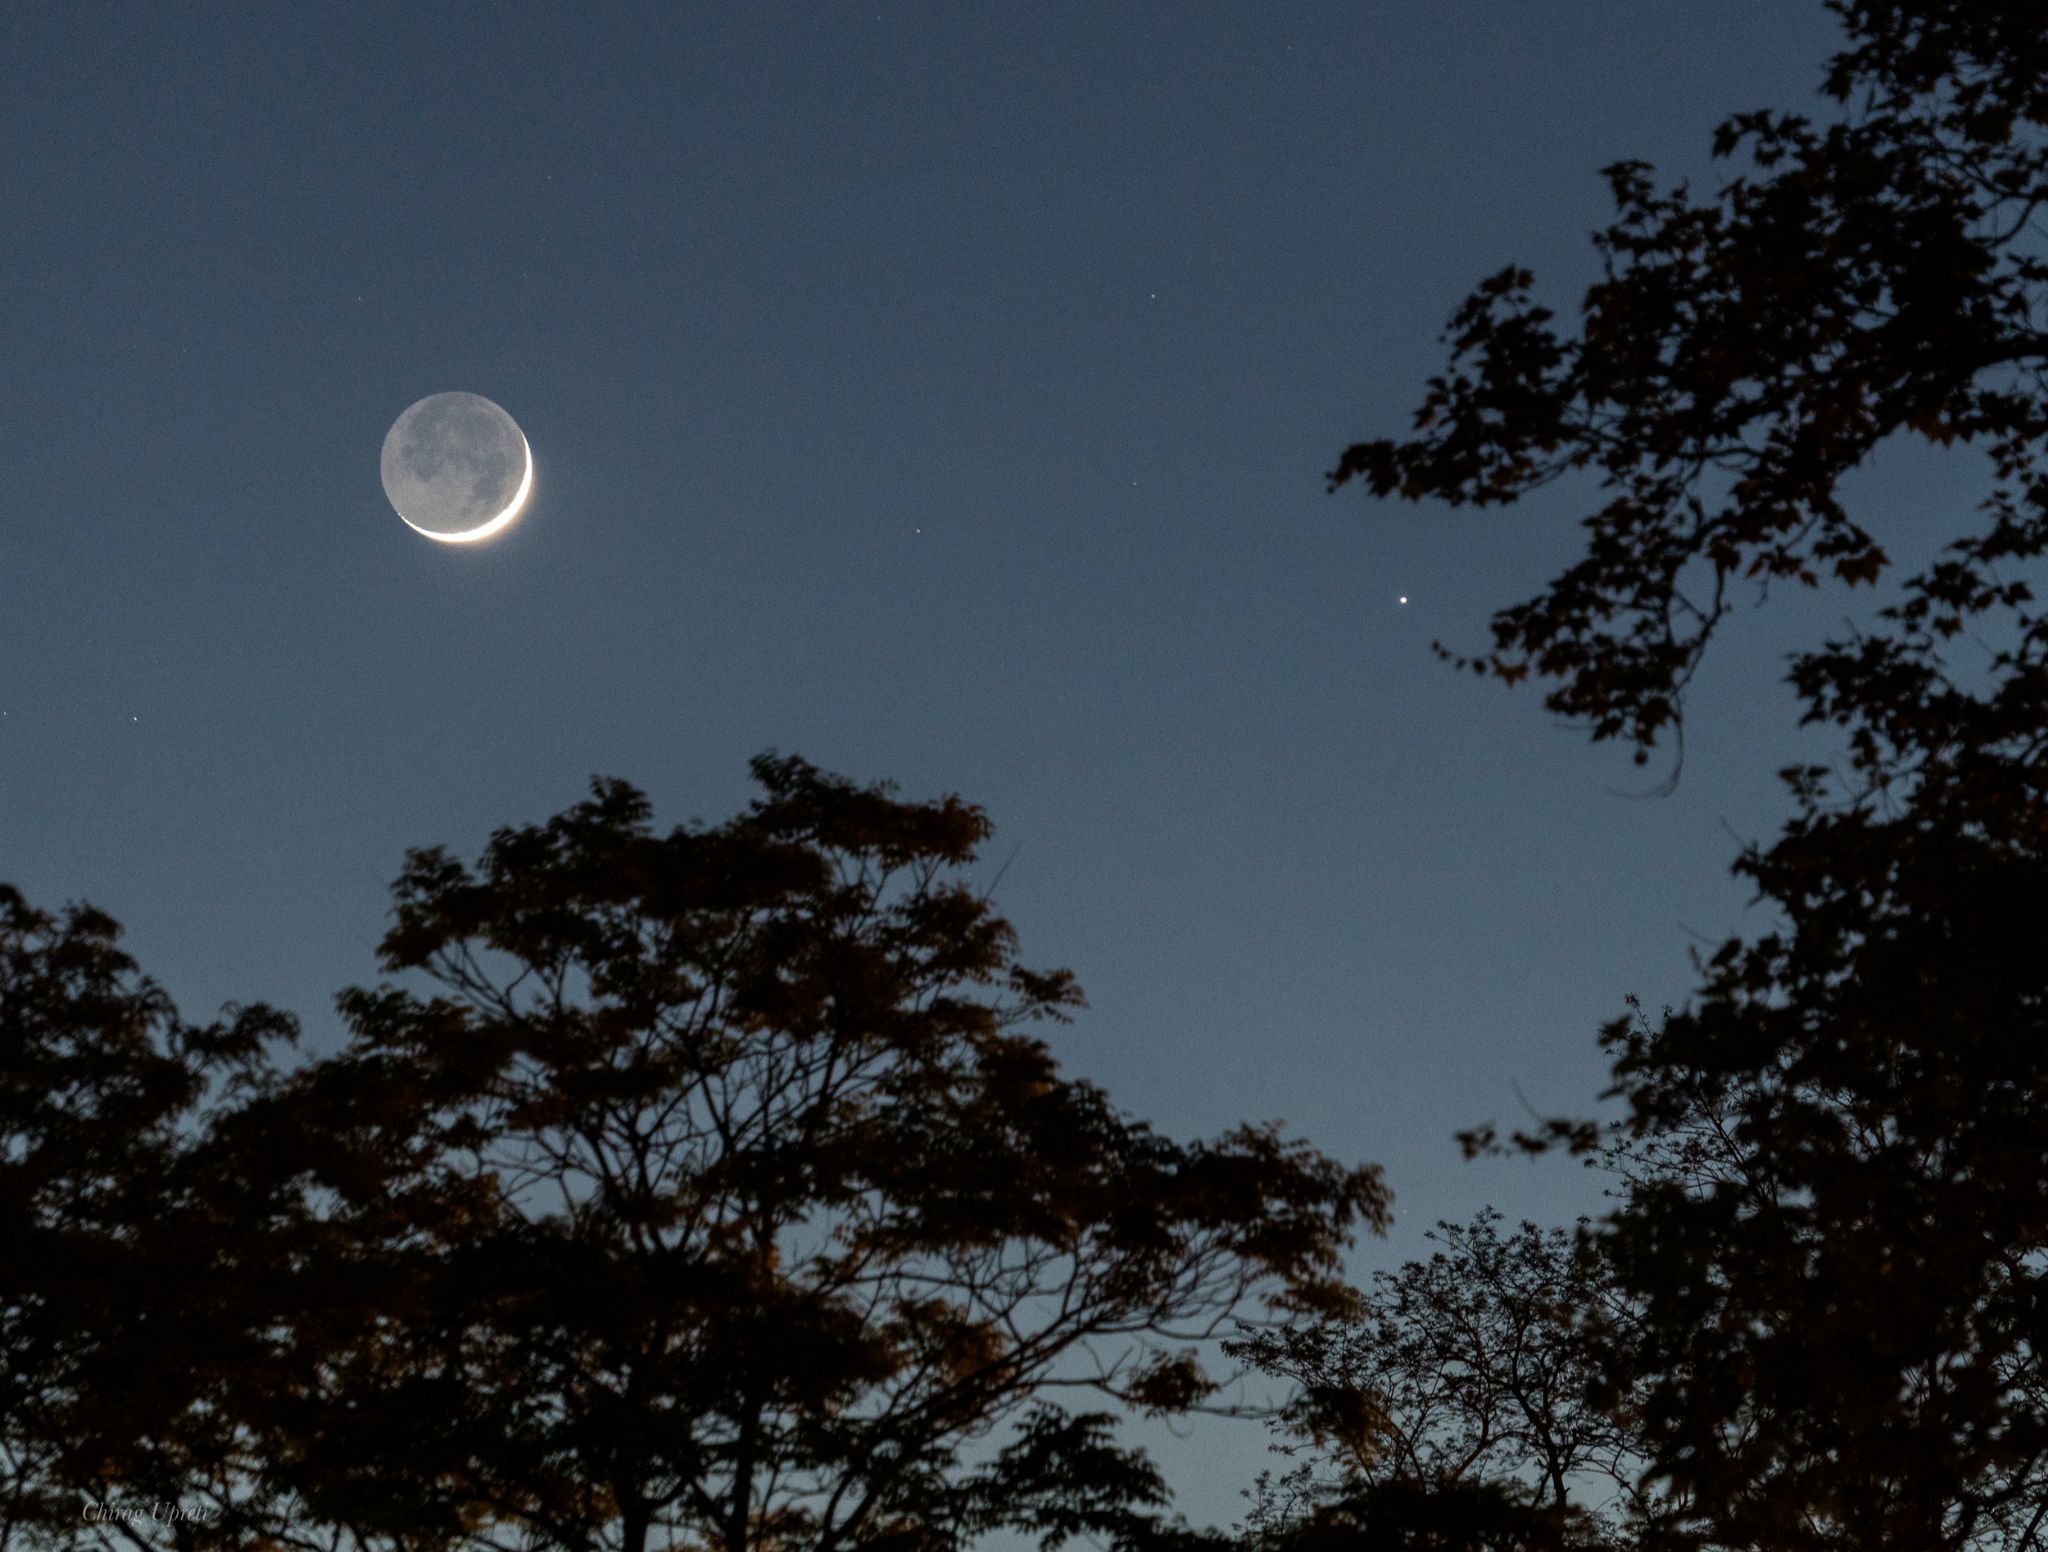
[1336,2,2048,1547]
[1334,0,2048,761]
[0,886,299,1547]
[211,754,1387,1552]
[1230,1212,1657,1552]
[1563,611,2048,1550]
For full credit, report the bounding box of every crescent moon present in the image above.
[402,431,532,545]
[380,392,534,544]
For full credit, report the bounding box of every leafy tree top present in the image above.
[1332,0,2048,761]
[249,754,1388,1552]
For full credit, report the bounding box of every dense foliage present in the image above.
[1332,2,2048,1547]
[1334,0,2048,762]
[0,759,1383,1552]
[0,887,299,1545]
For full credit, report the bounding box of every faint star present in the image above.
[1398,595,1409,605]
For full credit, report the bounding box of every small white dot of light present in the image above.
[1398,596,1408,605]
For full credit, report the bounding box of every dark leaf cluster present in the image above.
[1332,0,2048,761]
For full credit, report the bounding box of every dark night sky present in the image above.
[1,1,1965,1525]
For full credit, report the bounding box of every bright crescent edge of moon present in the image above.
[398,430,534,545]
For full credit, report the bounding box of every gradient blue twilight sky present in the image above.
[2,1,1955,1527]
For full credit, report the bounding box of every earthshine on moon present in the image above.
[380,392,533,544]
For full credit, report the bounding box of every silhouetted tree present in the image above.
[1229,1212,1659,1552]
[0,885,298,1550]
[240,755,1388,1552]
[1333,0,2048,763]
[1337,2,2048,1546]
[1557,618,2048,1550]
